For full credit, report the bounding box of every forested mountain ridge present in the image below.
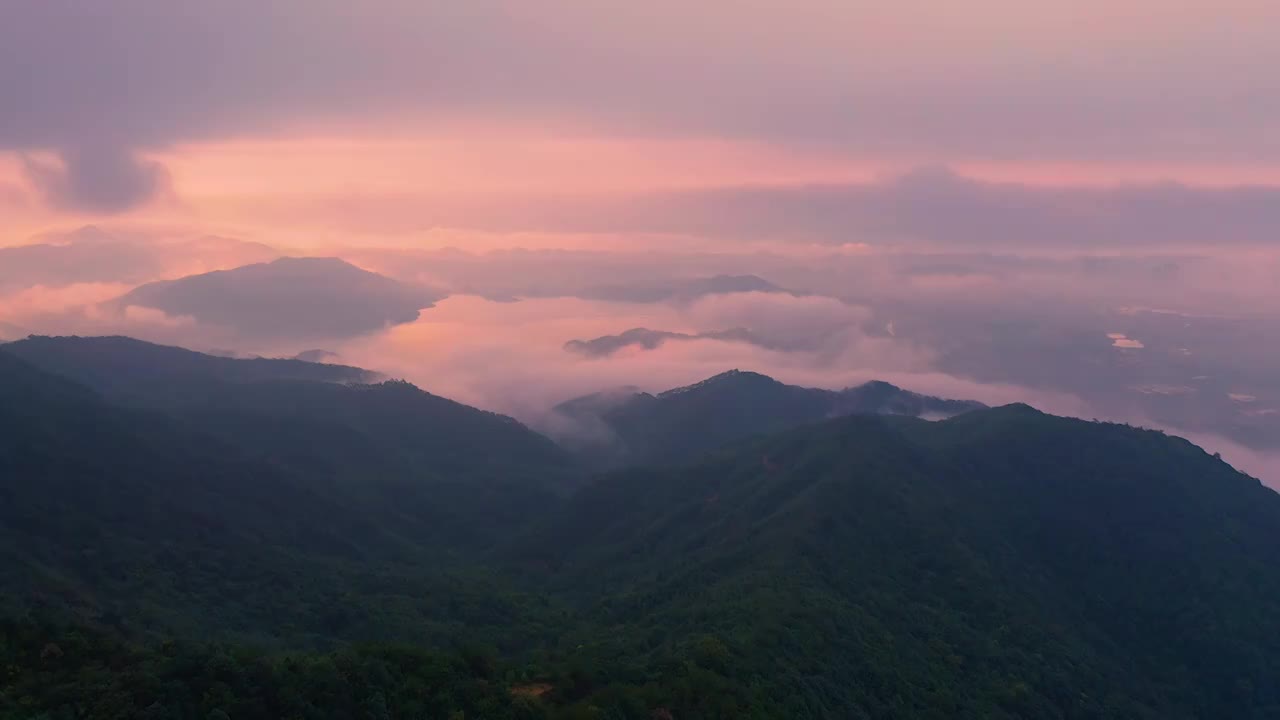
[0,343,575,653]
[2,335,579,492]
[3,334,377,399]
[516,406,1280,718]
[3,338,1279,718]
[550,368,986,467]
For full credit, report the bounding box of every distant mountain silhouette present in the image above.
[549,369,986,466]
[293,349,341,363]
[564,327,774,357]
[579,274,790,303]
[0,225,277,291]
[114,256,440,339]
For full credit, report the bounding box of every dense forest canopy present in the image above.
[2,337,1278,719]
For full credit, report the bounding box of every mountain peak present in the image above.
[266,256,357,270]
[115,256,440,340]
[552,371,987,468]
[854,379,901,392]
[657,369,780,397]
[993,402,1043,414]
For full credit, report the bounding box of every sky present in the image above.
[2,1,1279,481]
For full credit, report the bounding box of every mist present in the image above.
[1,0,1277,483]
[5,233,1272,484]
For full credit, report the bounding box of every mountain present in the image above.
[114,256,440,340]
[0,226,165,290]
[0,351,412,638]
[0,225,278,291]
[292,348,340,363]
[3,335,577,489]
[549,369,986,467]
[0,338,580,645]
[6,338,1280,718]
[581,274,789,303]
[3,335,375,403]
[516,406,1280,718]
[564,327,771,357]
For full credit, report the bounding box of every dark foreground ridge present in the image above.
[2,337,1278,719]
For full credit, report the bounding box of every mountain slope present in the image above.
[517,407,1280,718]
[6,340,1280,718]
[550,369,985,467]
[0,352,399,637]
[2,335,576,491]
[0,344,577,646]
[0,338,586,640]
[3,335,375,402]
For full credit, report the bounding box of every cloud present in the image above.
[329,293,1016,423]
[684,293,875,349]
[328,291,1279,488]
[0,322,24,341]
[0,283,138,323]
[559,292,882,359]
[2,1,1279,175]
[1109,333,1146,349]
[246,168,1280,253]
[3,227,1277,483]
[0,282,208,349]
[119,304,196,329]
[487,167,1280,248]
[0,225,279,291]
[0,181,30,209]
[21,144,169,212]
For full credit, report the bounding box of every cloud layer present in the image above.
[364,167,1280,248]
[2,0,1278,484]
[5,2,1280,211]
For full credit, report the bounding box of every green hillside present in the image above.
[518,407,1280,718]
[2,340,1278,719]
[551,369,984,468]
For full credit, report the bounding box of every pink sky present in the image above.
[3,1,1279,482]
[2,0,1279,242]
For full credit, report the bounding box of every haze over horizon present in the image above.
[2,1,1278,481]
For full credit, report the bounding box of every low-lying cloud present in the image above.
[448,167,1280,248]
[332,293,1056,422]
[2,230,1276,486]
[0,225,279,291]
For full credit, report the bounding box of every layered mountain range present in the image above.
[2,336,1277,719]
